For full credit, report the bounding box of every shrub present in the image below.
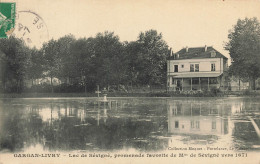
[148,92,171,97]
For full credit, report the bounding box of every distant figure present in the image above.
[102,87,108,102]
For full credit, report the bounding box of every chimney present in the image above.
[186,46,189,52]
[205,45,207,52]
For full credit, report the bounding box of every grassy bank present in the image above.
[0,92,149,98]
[1,90,260,98]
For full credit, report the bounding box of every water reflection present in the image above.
[0,98,260,152]
[168,101,229,135]
[167,98,260,150]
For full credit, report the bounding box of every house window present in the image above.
[190,64,199,72]
[175,121,179,128]
[172,77,175,85]
[190,64,194,72]
[211,63,216,71]
[212,121,216,130]
[210,78,218,84]
[191,121,194,129]
[192,78,199,85]
[196,121,200,129]
[181,64,184,68]
[195,64,199,72]
[174,65,178,72]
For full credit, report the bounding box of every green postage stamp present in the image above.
[0,2,16,38]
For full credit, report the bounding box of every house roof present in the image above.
[168,46,228,60]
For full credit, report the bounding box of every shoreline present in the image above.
[1,91,260,98]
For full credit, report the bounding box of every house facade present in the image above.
[167,46,228,91]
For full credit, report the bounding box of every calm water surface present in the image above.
[0,97,260,152]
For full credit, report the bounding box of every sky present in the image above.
[2,0,260,59]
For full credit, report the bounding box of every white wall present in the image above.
[167,58,224,75]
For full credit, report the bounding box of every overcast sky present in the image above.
[4,0,260,58]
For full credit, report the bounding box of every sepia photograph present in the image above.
[0,0,260,163]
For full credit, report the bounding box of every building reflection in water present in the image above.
[168,100,229,136]
[1,98,260,152]
[167,100,234,146]
[167,99,260,148]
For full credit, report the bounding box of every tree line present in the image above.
[1,17,260,93]
[0,29,169,93]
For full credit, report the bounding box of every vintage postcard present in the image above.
[0,0,260,164]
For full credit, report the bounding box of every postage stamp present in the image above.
[0,2,15,38]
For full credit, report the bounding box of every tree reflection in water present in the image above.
[0,98,260,152]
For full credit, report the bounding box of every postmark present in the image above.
[0,2,16,38]
[12,10,49,48]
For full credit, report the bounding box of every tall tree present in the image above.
[42,39,60,92]
[0,36,30,93]
[225,17,260,90]
[55,34,76,83]
[126,29,169,86]
[125,41,142,87]
[90,31,127,89]
[27,48,44,86]
[69,37,95,92]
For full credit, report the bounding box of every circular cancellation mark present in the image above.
[12,10,49,48]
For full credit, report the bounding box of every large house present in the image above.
[167,46,228,91]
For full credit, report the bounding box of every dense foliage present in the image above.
[0,30,169,93]
[225,17,260,90]
[0,37,30,92]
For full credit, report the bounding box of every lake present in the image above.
[0,97,260,153]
